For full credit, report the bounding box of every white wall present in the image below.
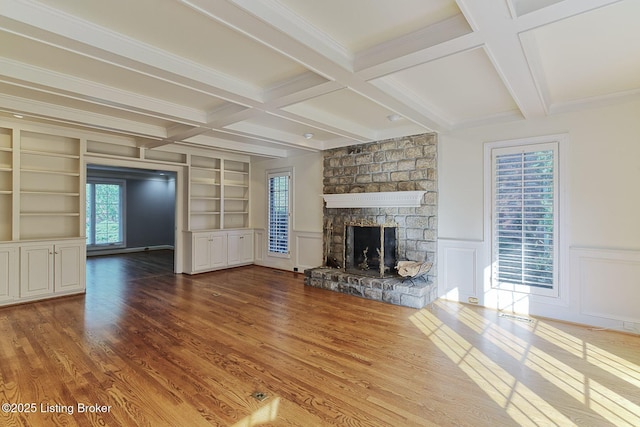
[251,151,324,271]
[438,98,640,333]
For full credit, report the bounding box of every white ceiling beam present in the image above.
[184,0,444,131]
[230,0,353,71]
[354,14,473,73]
[0,0,263,105]
[456,0,546,119]
[2,0,414,148]
[0,58,206,125]
[0,93,168,138]
[185,132,296,158]
[355,31,483,81]
[515,0,624,31]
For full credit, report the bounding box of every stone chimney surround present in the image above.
[304,132,438,309]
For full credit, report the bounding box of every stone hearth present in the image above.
[304,267,436,309]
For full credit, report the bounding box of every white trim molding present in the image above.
[322,191,426,208]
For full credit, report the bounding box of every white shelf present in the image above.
[21,212,80,217]
[192,166,221,172]
[191,179,220,185]
[0,147,13,152]
[21,191,80,196]
[21,168,80,177]
[21,149,80,159]
[191,211,221,215]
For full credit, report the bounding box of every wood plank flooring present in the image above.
[1,250,639,426]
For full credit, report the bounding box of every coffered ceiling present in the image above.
[1,0,638,158]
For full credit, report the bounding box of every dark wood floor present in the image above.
[1,250,639,426]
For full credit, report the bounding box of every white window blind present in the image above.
[492,142,558,295]
[268,171,290,255]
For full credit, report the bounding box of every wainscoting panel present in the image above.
[253,229,322,272]
[438,239,484,303]
[572,247,640,323]
[295,232,323,271]
[253,229,264,262]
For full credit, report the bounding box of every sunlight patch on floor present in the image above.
[434,302,640,426]
[232,397,280,427]
[410,309,575,426]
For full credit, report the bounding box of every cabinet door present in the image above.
[54,242,85,293]
[227,232,253,266]
[210,233,227,268]
[0,245,17,303]
[20,245,54,298]
[239,232,254,264]
[192,233,213,271]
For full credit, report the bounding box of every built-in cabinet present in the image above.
[191,231,227,272]
[185,229,254,274]
[227,229,254,266]
[0,126,86,307]
[19,239,85,299]
[0,244,18,304]
[185,154,253,274]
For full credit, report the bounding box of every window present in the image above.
[267,170,291,256]
[490,140,561,297]
[86,179,125,248]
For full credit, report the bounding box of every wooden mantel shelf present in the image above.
[322,191,426,208]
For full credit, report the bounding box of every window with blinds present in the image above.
[491,142,558,296]
[268,171,290,255]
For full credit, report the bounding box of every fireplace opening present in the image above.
[344,223,398,277]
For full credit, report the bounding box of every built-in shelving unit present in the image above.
[1,125,86,307]
[222,159,249,229]
[0,128,13,241]
[19,132,81,240]
[188,156,250,231]
[189,155,222,231]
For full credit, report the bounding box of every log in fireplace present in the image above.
[344,222,398,278]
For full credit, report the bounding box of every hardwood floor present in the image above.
[1,250,639,426]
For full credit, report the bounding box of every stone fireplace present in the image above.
[304,133,438,308]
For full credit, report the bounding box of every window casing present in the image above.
[490,140,561,298]
[267,170,291,257]
[86,179,125,249]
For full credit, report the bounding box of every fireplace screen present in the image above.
[344,223,398,277]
